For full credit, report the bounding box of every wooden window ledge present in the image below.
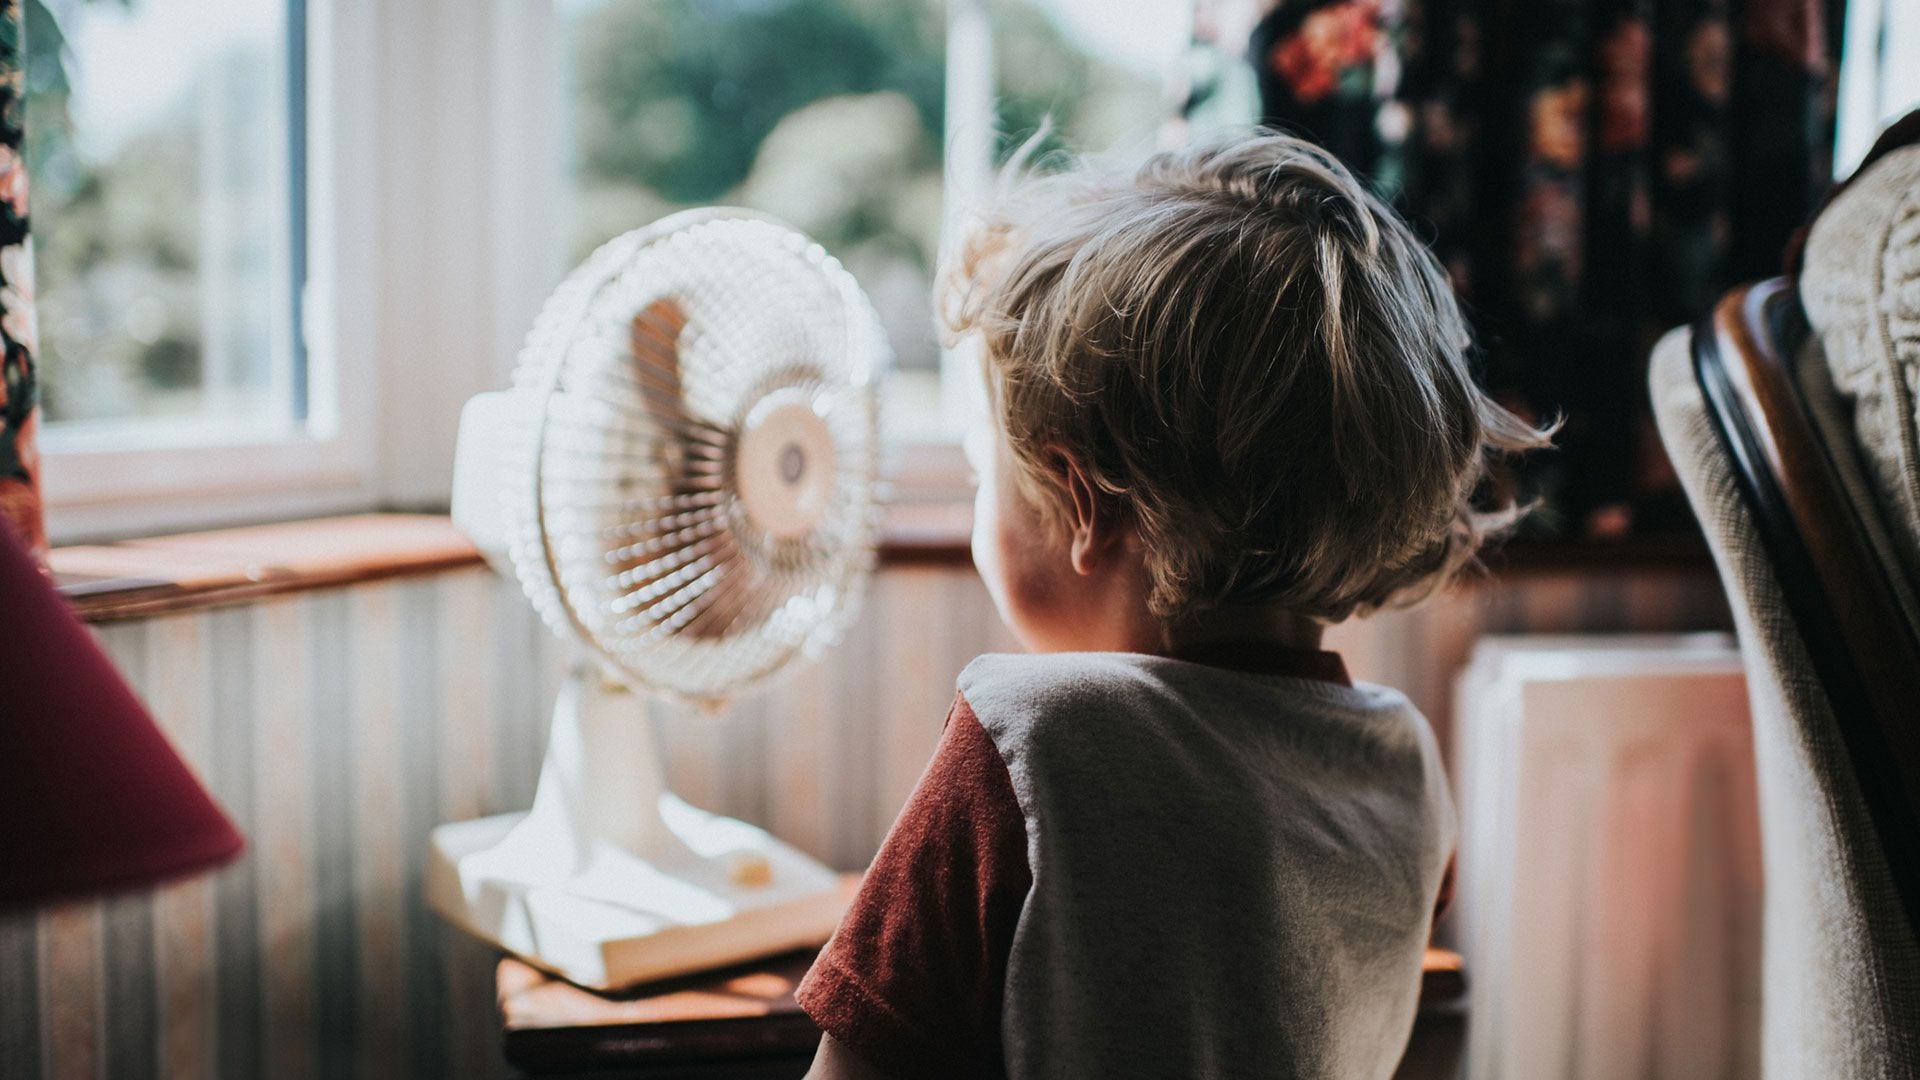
[53,514,487,623]
[53,506,978,624]
[51,506,1713,624]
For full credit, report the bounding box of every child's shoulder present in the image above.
[958,649,1162,706]
[956,650,1416,764]
[956,651,1189,736]
[958,649,1403,714]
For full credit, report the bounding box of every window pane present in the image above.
[27,0,299,428]
[1835,0,1920,176]
[562,0,946,374]
[991,0,1186,164]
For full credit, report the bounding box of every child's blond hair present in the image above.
[942,130,1552,623]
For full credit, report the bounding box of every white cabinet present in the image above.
[1453,635,1760,1080]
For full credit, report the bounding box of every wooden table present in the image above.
[498,947,1467,1078]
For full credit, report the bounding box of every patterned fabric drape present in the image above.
[0,0,38,556]
[1189,0,1842,539]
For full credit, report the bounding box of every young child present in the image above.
[797,130,1549,1080]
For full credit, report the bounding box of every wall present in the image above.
[0,559,1726,1080]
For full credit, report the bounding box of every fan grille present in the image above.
[509,212,884,702]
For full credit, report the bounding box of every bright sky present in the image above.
[60,0,281,158]
[1044,0,1190,75]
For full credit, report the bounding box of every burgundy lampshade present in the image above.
[0,519,244,911]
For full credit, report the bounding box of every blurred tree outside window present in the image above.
[26,0,299,429]
[28,0,1185,439]
[563,0,1181,395]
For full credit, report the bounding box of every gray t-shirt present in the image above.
[958,651,1455,1080]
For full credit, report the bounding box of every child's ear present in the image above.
[1052,449,1122,577]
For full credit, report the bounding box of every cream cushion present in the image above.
[1800,144,1920,598]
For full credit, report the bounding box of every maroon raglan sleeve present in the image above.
[796,692,1031,1080]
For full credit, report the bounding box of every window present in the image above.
[562,0,950,456]
[560,0,1186,452]
[30,0,304,435]
[981,0,1184,165]
[1837,0,1920,176]
[35,0,1187,540]
[33,0,384,543]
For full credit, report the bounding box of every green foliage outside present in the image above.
[24,0,1169,414]
[566,0,1162,373]
[25,0,215,424]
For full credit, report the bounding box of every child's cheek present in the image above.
[992,488,1072,650]
[999,533,1063,643]
[971,457,1056,649]
[970,476,1008,613]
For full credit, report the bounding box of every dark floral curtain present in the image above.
[1190,0,1843,540]
[0,0,37,556]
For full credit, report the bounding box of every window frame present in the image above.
[40,0,1188,541]
[40,0,381,543]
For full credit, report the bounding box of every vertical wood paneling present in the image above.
[827,572,886,869]
[37,904,100,1080]
[0,913,40,1079]
[205,606,262,1080]
[148,617,217,1080]
[873,570,954,844]
[93,624,158,1080]
[99,896,156,1080]
[308,592,357,1080]
[349,583,409,1080]
[1332,570,1731,754]
[254,600,316,1080]
[394,579,446,1080]
[435,569,498,1080]
[437,570,496,827]
[4,561,1733,1080]
[766,660,833,863]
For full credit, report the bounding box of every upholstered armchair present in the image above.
[1649,142,1920,1077]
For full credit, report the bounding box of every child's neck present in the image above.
[1030,547,1322,657]
[1161,604,1324,656]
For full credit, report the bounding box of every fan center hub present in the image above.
[736,392,837,541]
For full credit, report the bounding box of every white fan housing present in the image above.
[428,209,884,990]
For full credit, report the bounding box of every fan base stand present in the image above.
[425,668,853,991]
[427,802,854,992]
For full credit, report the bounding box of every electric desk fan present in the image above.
[429,209,884,990]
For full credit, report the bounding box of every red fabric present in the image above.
[0,518,244,911]
[798,693,1028,1080]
